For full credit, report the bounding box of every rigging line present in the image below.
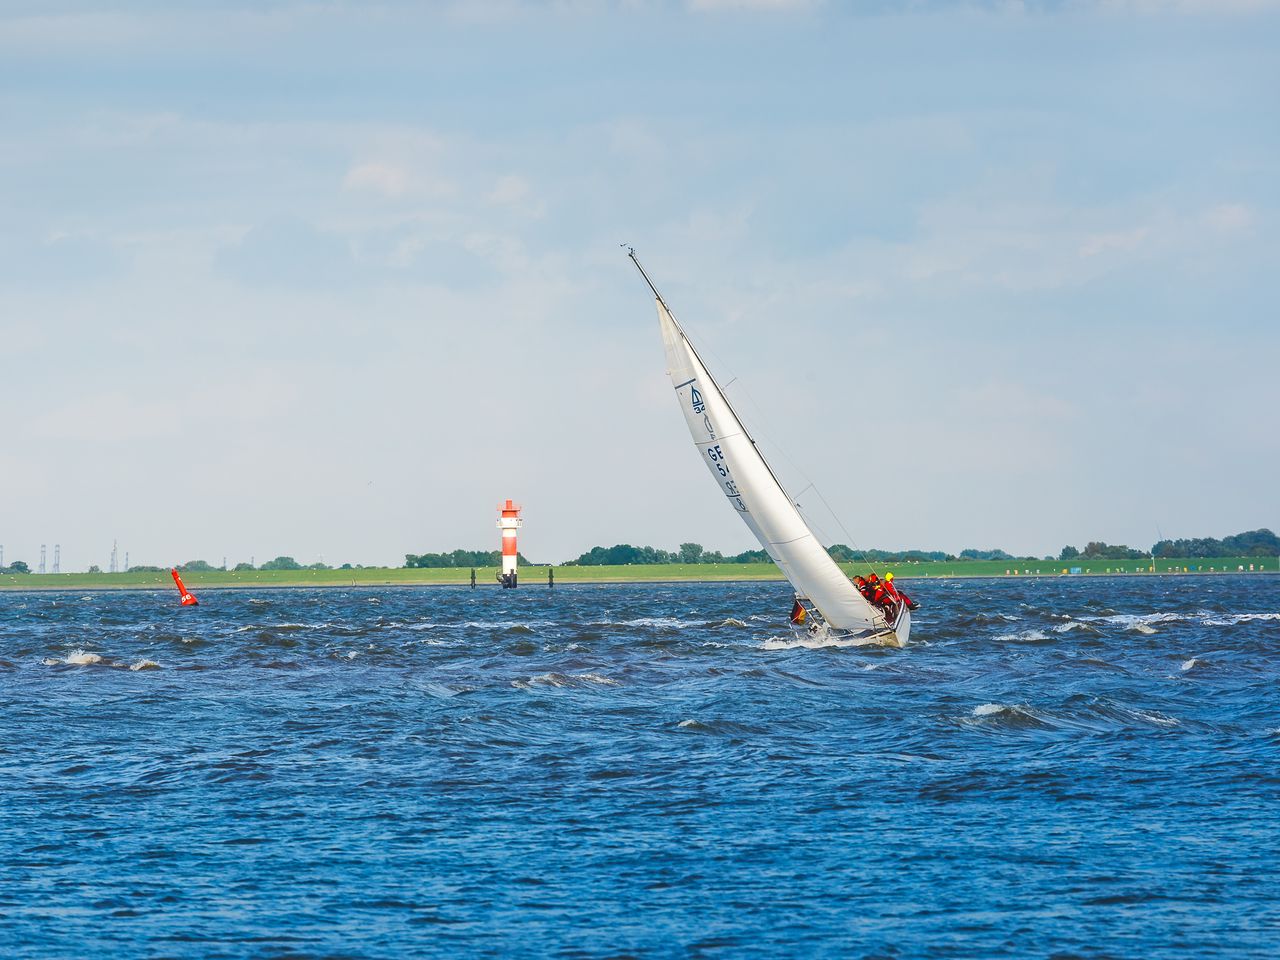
[670,309,869,562]
[808,479,880,576]
[716,367,880,574]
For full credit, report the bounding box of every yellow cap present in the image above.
[885,572,894,580]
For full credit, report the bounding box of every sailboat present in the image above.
[629,250,910,647]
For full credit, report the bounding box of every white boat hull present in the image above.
[794,604,910,648]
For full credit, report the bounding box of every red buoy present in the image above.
[170,567,199,606]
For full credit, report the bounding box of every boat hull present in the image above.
[794,604,910,648]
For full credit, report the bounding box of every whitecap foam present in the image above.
[513,671,621,689]
[576,672,620,686]
[233,622,320,633]
[1203,612,1280,626]
[1133,709,1180,727]
[973,703,1005,716]
[1180,657,1203,672]
[582,616,704,630]
[994,629,1050,642]
[1094,613,1189,629]
[512,672,572,689]
[762,634,887,650]
[48,650,104,666]
[129,659,160,671]
[719,618,748,628]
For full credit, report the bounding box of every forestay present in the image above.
[655,299,884,634]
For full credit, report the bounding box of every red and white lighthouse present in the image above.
[497,499,522,588]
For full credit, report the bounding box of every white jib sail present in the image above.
[656,299,884,634]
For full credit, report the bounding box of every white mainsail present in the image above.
[651,293,892,637]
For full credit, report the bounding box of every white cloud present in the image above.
[1203,203,1255,234]
[1093,0,1280,12]
[343,161,412,198]
[1079,225,1150,258]
[689,0,818,9]
[487,174,531,206]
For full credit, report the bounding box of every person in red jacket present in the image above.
[883,572,920,611]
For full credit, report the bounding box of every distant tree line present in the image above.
[1058,529,1279,561]
[564,543,1036,565]
[8,529,1272,577]
[1058,542,1148,561]
[564,531,1280,567]
[1152,528,1278,558]
[405,549,535,568]
[564,543,771,566]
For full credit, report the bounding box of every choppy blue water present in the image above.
[2,577,1279,959]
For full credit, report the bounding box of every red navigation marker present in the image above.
[170,567,199,606]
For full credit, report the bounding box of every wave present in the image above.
[1202,612,1280,626]
[963,703,1056,730]
[993,629,1052,643]
[599,616,699,629]
[1083,698,1182,728]
[44,649,105,666]
[511,672,621,690]
[1052,621,1101,634]
[129,659,161,671]
[1085,611,1278,631]
[674,717,767,736]
[234,622,319,633]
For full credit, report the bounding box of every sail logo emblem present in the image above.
[690,386,705,414]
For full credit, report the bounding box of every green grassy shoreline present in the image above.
[3,557,1276,592]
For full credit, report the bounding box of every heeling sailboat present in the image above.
[629,249,910,647]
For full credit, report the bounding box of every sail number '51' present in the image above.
[707,445,728,477]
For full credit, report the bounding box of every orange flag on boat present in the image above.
[789,600,806,625]
[170,568,199,606]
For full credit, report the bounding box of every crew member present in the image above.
[883,572,920,611]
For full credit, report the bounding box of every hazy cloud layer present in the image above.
[1,1,1276,570]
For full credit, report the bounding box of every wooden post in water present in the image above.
[470,568,476,589]
[548,567,554,588]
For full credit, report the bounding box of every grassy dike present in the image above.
[2,557,1276,592]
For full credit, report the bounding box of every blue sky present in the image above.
[2,0,1277,570]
